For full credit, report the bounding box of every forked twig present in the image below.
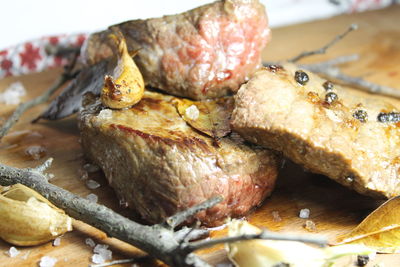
[289,24,358,63]
[0,159,327,267]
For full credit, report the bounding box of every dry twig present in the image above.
[288,24,358,63]
[300,61,400,98]
[0,53,80,140]
[265,24,400,98]
[0,158,327,267]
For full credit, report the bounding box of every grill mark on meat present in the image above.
[111,124,211,153]
[80,91,279,226]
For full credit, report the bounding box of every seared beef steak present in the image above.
[82,0,270,100]
[231,63,400,199]
[79,91,279,226]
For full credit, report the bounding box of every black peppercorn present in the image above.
[356,255,369,266]
[323,81,334,91]
[325,92,338,104]
[295,70,309,85]
[353,110,368,123]
[377,112,400,123]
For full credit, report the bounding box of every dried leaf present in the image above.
[0,184,72,246]
[332,196,400,253]
[175,97,233,139]
[227,220,373,267]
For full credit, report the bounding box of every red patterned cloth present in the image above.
[0,33,87,79]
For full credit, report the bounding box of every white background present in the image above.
[0,0,395,49]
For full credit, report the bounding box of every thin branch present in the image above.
[183,230,327,252]
[165,196,223,229]
[0,159,221,267]
[0,51,80,140]
[301,64,400,98]
[0,74,69,139]
[0,160,332,267]
[289,24,358,63]
[301,54,359,68]
[174,226,209,243]
[33,157,54,173]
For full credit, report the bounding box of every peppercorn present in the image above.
[295,70,309,85]
[353,110,368,123]
[377,112,400,123]
[356,255,369,266]
[325,92,338,104]
[323,81,334,91]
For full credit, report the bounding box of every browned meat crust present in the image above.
[231,63,400,199]
[79,91,280,226]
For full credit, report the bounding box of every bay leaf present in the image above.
[175,97,234,139]
[332,196,400,253]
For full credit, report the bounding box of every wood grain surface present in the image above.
[1,5,400,267]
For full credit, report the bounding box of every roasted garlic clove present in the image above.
[0,184,72,246]
[226,220,373,267]
[101,33,144,109]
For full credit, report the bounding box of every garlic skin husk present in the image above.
[226,220,374,267]
[0,184,72,246]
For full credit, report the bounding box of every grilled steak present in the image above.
[231,63,400,199]
[79,91,279,226]
[82,0,270,100]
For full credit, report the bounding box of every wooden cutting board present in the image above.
[1,5,400,266]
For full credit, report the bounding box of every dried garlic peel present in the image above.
[101,33,144,109]
[226,220,374,267]
[0,184,72,246]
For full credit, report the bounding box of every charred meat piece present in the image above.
[82,0,270,100]
[79,91,279,226]
[231,63,400,199]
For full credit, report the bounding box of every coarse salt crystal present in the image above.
[94,244,109,254]
[0,82,26,105]
[303,220,317,232]
[39,256,57,267]
[86,179,100,189]
[6,246,20,257]
[24,145,46,160]
[92,253,105,264]
[83,163,100,173]
[97,109,113,120]
[271,211,282,222]
[185,105,199,120]
[299,208,310,219]
[86,193,98,203]
[92,244,112,264]
[85,238,96,248]
[53,237,61,246]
